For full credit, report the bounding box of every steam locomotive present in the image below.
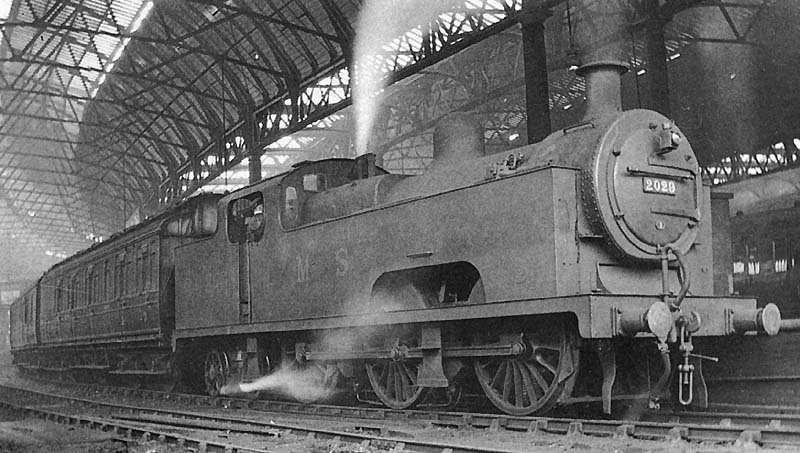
[10,61,782,416]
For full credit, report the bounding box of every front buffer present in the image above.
[585,293,780,412]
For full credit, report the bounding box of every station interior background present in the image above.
[0,0,799,351]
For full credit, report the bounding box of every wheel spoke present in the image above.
[489,360,505,390]
[379,363,390,386]
[520,361,541,401]
[524,360,550,390]
[502,361,513,401]
[399,363,414,386]
[398,365,413,400]
[392,364,405,401]
[512,361,525,407]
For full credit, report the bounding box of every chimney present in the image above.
[571,0,629,119]
[576,61,628,118]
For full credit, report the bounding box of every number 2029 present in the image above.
[643,177,676,195]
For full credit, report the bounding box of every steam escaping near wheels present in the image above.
[219,365,338,403]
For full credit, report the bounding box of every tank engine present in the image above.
[10,60,781,416]
[173,61,780,414]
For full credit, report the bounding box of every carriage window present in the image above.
[150,243,158,290]
[87,266,95,306]
[116,252,126,298]
[94,266,102,304]
[104,261,111,302]
[74,273,79,308]
[115,256,121,298]
[127,248,136,296]
[56,279,64,312]
[66,276,72,310]
[135,250,142,293]
[68,275,74,309]
[70,274,78,309]
[140,245,149,291]
[227,192,265,244]
[78,272,85,306]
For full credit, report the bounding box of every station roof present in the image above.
[0,0,798,281]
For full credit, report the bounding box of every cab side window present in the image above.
[284,187,298,224]
[228,192,265,244]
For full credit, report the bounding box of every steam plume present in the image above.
[353,0,462,155]
[220,364,339,402]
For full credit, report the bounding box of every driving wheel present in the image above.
[204,349,229,396]
[473,324,578,415]
[364,340,425,409]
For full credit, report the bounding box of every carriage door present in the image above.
[228,192,265,323]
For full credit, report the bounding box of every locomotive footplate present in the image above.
[173,295,780,341]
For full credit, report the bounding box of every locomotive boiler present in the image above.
[10,58,781,416]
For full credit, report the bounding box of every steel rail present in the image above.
[0,396,271,453]
[0,384,529,453]
[645,408,800,430]
[17,378,800,449]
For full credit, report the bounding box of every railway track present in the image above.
[7,379,800,450]
[0,384,534,453]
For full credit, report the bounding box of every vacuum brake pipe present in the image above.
[668,248,690,310]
